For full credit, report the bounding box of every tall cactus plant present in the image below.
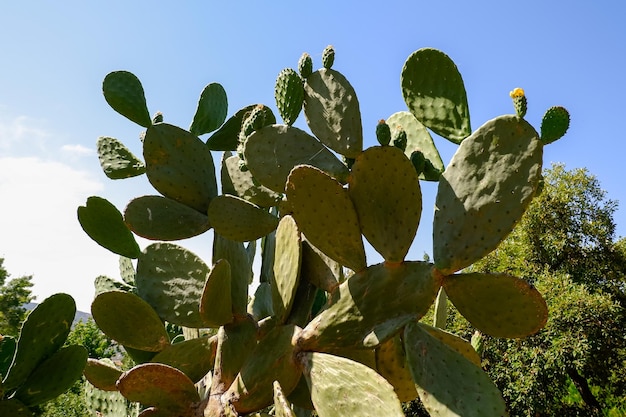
[79,45,569,417]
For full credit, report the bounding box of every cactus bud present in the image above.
[509,87,527,118]
[471,330,485,356]
[410,150,426,175]
[342,155,355,169]
[540,106,570,144]
[391,126,407,152]
[322,45,335,69]
[376,120,391,146]
[298,53,313,78]
[422,159,441,181]
[152,111,163,124]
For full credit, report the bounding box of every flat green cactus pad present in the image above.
[244,125,350,193]
[2,293,75,392]
[213,234,253,317]
[273,380,296,417]
[275,68,304,126]
[348,146,421,263]
[301,352,404,417]
[189,82,228,136]
[433,115,542,274]
[136,243,209,328]
[93,275,134,297]
[375,333,418,402]
[386,111,444,179]
[272,216,302,324]
[298,261,441,351]
[303,69,363,158]
[124,195,211,241]
[15,345,88,407]
[443,273,548,338]
[0,399,33,417]
[97,136,146,179]
[84,383,134,417]
[151,335,217,383]
[84,358,123,391]
[401,48,471,143]
[119,256,136,285]
[223,154,281,208]
[404,322,507,417]
[0,336,16,380]
[286,165,366,272]
[300,240,340,293]
[102,71,152,128]
[199,259,233,327]
[214,317,259,389]
[116,363,199,414]
[78,196,141,259]
[419,323,481,366]
[249,282,274,320]
[144,123,217,213]
[208,195,279,242]
[207,104,276,151]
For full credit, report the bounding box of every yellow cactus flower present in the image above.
[509,88,525,98]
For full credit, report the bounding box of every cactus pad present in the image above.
[97,136,146,179]
[243,125,350,193]
[84,358,123,391]
[298,53,313,78]
[275,68,304,125]
[199,259,233,327]
[78,196,141,258]
[0,336,17,378]
[375,333,418,402]
[94,275,134,297]
[540,105,570,144]
[0,399,33,417]
[223,154,281,208]
[206,105,267,151]
[271,215,302,324]
[273,380,296,417]
[189,82,228,136]
[433,115,543,274]
[208,195,279,242]
[124,195,211,241]
[213,234,253,317]
[286,165,366,272]
[300,240,340,293]
[443,273,548,338]
[348,146,421,263]
[419,323,481,366]
[102,71,152,127]
[401,48,471,143]
[151,335,217,383]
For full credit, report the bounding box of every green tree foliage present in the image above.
[0,258,34,336]
[450,163,626,416]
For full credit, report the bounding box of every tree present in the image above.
[0,257,34,336]
[452,163,626,416]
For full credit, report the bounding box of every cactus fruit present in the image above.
[375,119,391,146]
[391,125,408,151]
[541,105,570,144]
[275,68,304,125]
[298,53,313,78]
[510,87,527,118]
[321,45,335,69]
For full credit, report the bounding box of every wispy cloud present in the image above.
[0,115,51,153]
[62,143,94,157]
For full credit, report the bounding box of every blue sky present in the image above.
[1,1,624,312]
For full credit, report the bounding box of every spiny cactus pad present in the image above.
[300,240,341,293]
[540,105,570,144]
[208,195,279,242]
[119,256,136,285]
[419,323,481,366]
[143,123,217,213]
[243,125,349,193]
[273,380,296,417]
[124,195,211,241]
[151,335,217,383]
[189,82,228,136]
[286,165,366,272]
[78,196,141,258]
[84,358,124,391]
[94,275,134,297]
[275,68,304,126]
[348,146,422,263]
[404,322,507,417]
[249,282,274,321]
[223,154,281,208]
[271,215,302,324]
[206,105,260,151]
[433,115,543,274]
[303,68,363,158]
[102,71,152,128]
[213,318,259,392]
[97,136,146,179]
[375,333,418,402]
[213,234,253,317]
[443,273,548,338]
[401,48,471,143]
[199,259,233,328]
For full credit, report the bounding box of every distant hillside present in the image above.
[24,302,92,327]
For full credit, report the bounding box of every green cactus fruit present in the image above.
[248,282,274,321]
[298,53,313,78]
[404,322,507,417]
[422,158,442,181]
[376,119,391,146]
[116,363,200,415]
[84,358,123,391]
[213,233,253,317]
[15,345,88,407]
[222,153,281,208]
[386,111,444,181]
[321,45,335,69]
[297,261,441,351]
[124,195,211,241]
[410,150,426,175]
[300,240,340,293]
[135,243,209,328]
[102,71,152,127]
[271,216,302,324]
[443,273,548,338]
[227,325,302,414]
[541,105,570,144]
[274,380,296,417]
[119,256,136,285]
[471,330,485,356]
[91,291,170,352]
[0,335,17,378]
[303,68,363,158]
[275,68,305,126]
[94,275,135,297]
[78,196,141,259]
[401,48,471,143]
[433,115,542,274]
[419,323,481,366]
[240,104,273,140]
[208,195,279,242]
[97,136,146,179]
[286,165,366,272]
[189,82,228,136]
[143,123,218,213]
[375,333,418,402]
[152,111,163,124]
[2,293,76,392]
[391,126,408,152]
[348,146,421,263]
[151,335,217,383]
[199,259,233,328]
[301,352,404,417]
[243,125,350,193]
[0,399,33,417]
[510,87,527,118]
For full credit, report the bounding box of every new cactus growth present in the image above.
[78,44,569,417]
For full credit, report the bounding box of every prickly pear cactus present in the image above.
[78,44,569,417]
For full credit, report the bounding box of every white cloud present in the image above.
[62,144,95,157]
[0,115,51,152]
